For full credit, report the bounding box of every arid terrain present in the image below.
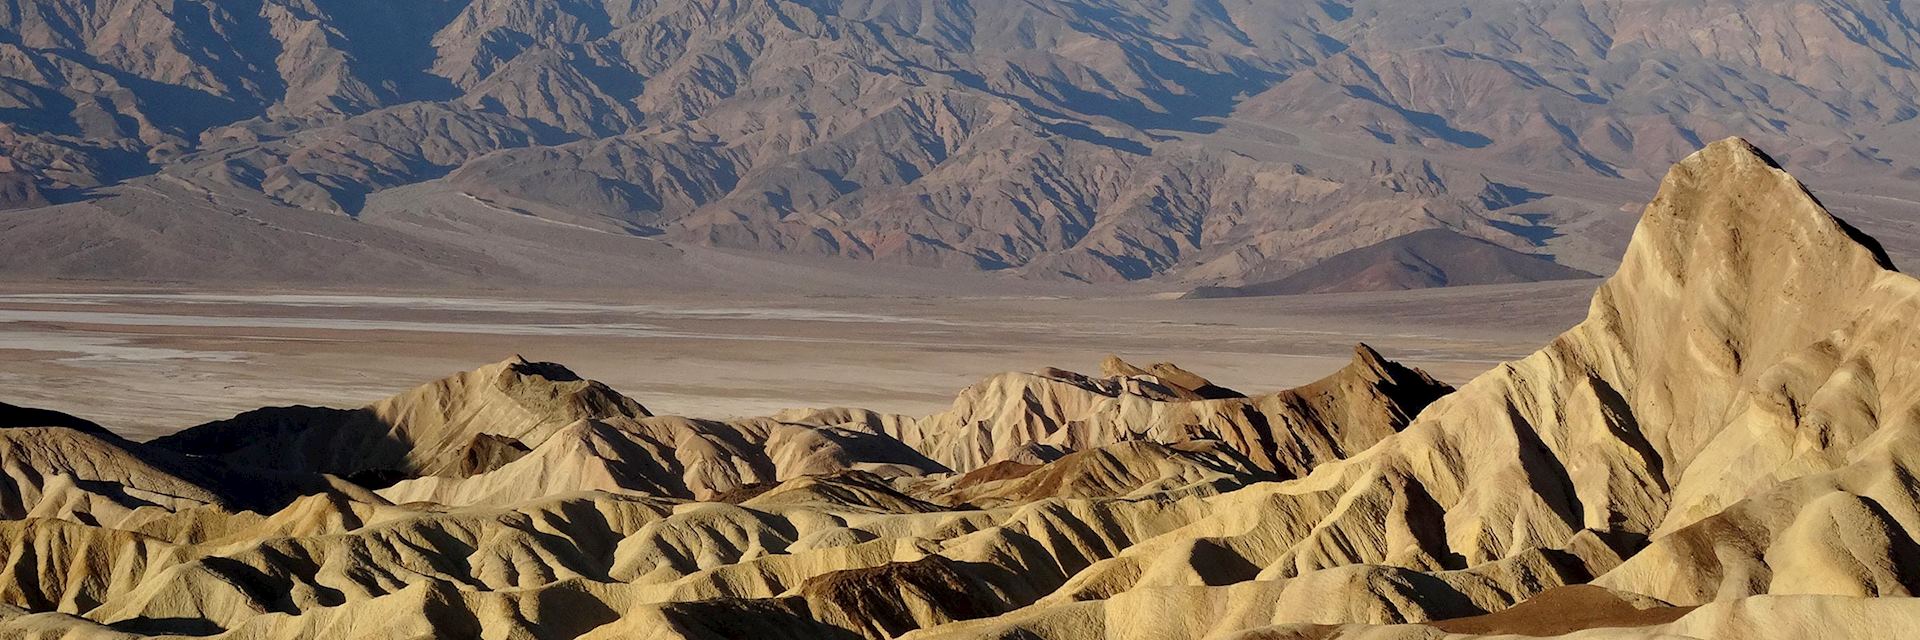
[7,0,1920,291]
[5,140,1920,639]
[0,280,1592,439]
[8,0,1920,637]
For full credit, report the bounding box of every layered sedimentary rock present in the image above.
[783,345,1452,477]
[6,138,1920,638]
[377,415,946,504]
[152,357,651,480]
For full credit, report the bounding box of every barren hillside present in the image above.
[4,0,1920,289]
[5,139,1920,638]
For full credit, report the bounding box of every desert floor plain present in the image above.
[0,279,1597,439]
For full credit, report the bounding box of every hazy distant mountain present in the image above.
[3,0,1919,288]
[1185,229,1597,298]
[11,141,1920,639]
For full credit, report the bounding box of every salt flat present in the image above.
[0,281,1597,439]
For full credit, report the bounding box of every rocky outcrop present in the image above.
[6,138,1920,639]
[377,415,946,504]
[788,344,1450,477]
[891,137,1920,636]
[152,357,650,481]
[0,425,219,522]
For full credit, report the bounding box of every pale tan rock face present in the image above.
[785,344,1451,477]
[0,426,218,521]
[375,414,948,505]
[149,356,652,479]
[7,138,1920,638]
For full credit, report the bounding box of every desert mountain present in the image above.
[886,136,1920,639]
[151,356,651,481]
[4,1,1920,290]
[0,402,112,436]
[7,139,1920,637]
[0,414,220,521]
[0,403,380,528]
[1185,228,1597,298]
[374,414,947,504]
[930,440,1271,508]
[781,344,1452,476]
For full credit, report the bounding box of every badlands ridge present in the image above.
[5,139,1920,638]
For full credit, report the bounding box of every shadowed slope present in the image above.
[377,415,947,504]
[150,357,651,482]
[785,344,1452,477]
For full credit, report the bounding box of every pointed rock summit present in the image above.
[880,137,1920,639]
[789,346,1452,477]
[9,138,1920,639]
[152,357,651,482]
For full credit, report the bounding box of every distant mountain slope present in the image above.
[2,0,1919,287]
[11,140,1920,639]
[1185,229,1597,297]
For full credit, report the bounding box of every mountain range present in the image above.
[4,0,1920,290]
[5,139,1920,637]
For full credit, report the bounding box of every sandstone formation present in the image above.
[375,414,946,504]
[781,345,1452,477]
[5,138,1920,638]
[152,357,651,480]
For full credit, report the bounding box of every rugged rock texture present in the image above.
[783,345,1451,476]
[896,137,1920,637]
[0,403,365,526]
[933,440,1269,508]
[376,415,947,504]
[5,139,1920,638]
[0,425,219,522]
[152,356,651,480]
[4,1,1920,289]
